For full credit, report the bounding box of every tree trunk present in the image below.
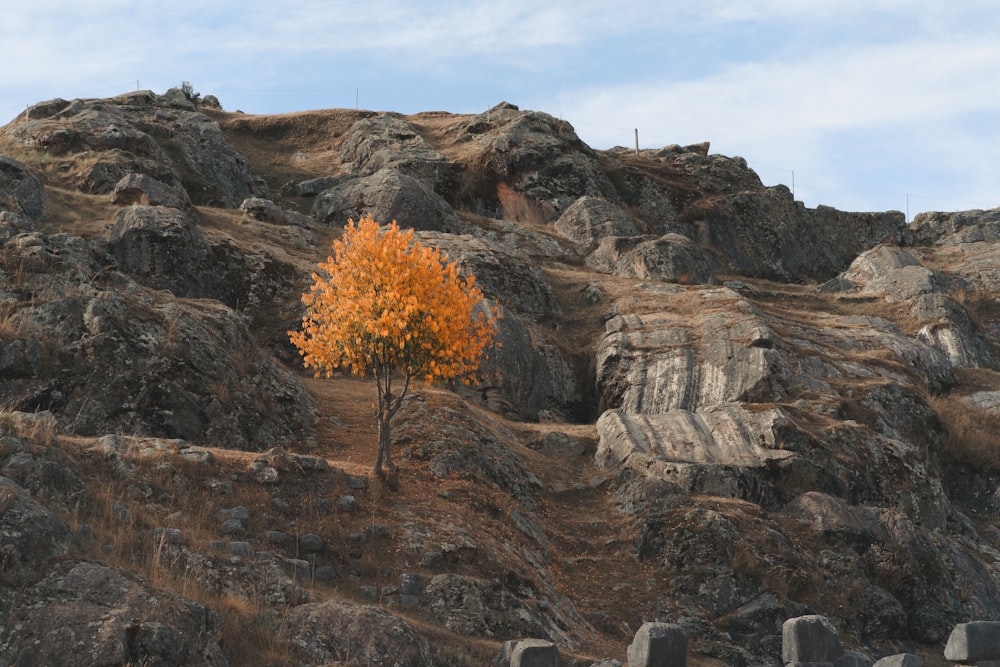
[375,405,394,478]
[373,366,410,481]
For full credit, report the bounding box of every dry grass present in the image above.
[930,393,1000,468]
[497,182,552,225]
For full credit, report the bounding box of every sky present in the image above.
[2,1,999,218]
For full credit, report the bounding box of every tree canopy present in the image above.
[289,214,497,478]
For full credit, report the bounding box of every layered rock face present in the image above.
[4,90,1000,666]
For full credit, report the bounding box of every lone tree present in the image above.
[289,214,498,478]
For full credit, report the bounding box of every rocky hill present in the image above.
[2,88,1000,666]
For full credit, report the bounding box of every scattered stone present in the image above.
[217,506,250,522]
[152,527,183,546]
[228,541,254,558]
[240,197,287,224]
[400,572,422,596]
[298,533,324,553]
[111,173,191,209]
[218,519,244,536]
[265,530,288,546]
[338,495,358,512]
[279,557,311,583]
[178,447,213,464]
[314,565,337,581]
[345,474,368,490]
[271,498,292,515]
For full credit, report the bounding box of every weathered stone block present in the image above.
[627,622,687,667]
[835,649,872,667]
[871,654,920,667]
[944,621,1000,662]
[782,615,843,664]
[510,638,559,667]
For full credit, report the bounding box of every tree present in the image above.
[289,214,498,479]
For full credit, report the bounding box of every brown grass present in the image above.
[497,182,551,225]
[930,393,1000,468]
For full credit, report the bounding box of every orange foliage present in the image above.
[288,214,498,477]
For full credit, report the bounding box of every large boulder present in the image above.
[107,205,209,294]
[554,196,639,251]
[111,172,191,209]
[278,600,434,667]
[3,92,258,206]
[681,187,906,282]
[0,476,71,587]
[2,561,227,666]
[587,233,717,285]
[907,207,1000,245]
[1,231,312,449]
[0,155,44,220]
[454,103,619,214]
[596,289,789,414]
[312,169,461,231]
[338,114,454,185]
[415,231,560,322]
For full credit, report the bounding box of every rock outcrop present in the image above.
[6,89,1000,666]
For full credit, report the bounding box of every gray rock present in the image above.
[217,506,250,522]
[595,291,788,414]
[152,527,183,546]
[107,205,209,285]
[871,654,920,667]
[337,495,358,512]
[338,114,452,184]
[313,168,460,231]
[510,638,560,667]
[782,615,843,664]
[835,650,873,667]
[415,230,560,321]
[1,561,226,666]
[279,557,311,583]
[555,196,639,251]
[290,176,338,197]
[944,621,1000,661]
[228,541,254,558]
[908,207,1000,245]
[0,155,44,220]
[265,530,288,545]
[595,405,797,496]
[627,622,688,667]
[400,572,422,596]
[279,600,434,666]
[298,533,324,552]
[0,476,71,586]
[345,474,368,490]
[4,93,257,206]
[587,233,716,285]
[239,197,287,224]
[218,518,244,535]
[111,173,191,209]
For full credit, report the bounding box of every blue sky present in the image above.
[3,1,999,217]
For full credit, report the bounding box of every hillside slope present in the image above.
[2,89,1000,666]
